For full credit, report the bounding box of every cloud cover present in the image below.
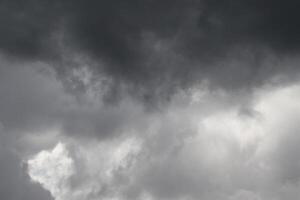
[2,1,300,200]
[2,0,300,101]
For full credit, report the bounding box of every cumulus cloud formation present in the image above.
[28,143,75,200]
[28,138,141,200]
[2,1,300,200]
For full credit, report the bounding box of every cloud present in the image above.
[2,0,300,103]
[2,2,300,200]
[1,56,300,200]
[27,142,75,200]
[27,138,141,200]
[17,80,300,200]
[198,0,300,54]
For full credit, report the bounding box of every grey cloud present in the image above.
[0,0,62,59]
[2,58,300,200]
[2,1,300,200]
[0,60,146,200]
[0,58,149,139]
[2,0,300,103]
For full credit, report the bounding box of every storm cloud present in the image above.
[1,0,300,101]
[2,1,300,200]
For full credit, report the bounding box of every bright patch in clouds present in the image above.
[27,143,74,200]
[27,138,141,200]
[26,84,300,200]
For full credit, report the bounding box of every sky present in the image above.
[2,1,300,200]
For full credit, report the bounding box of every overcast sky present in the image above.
[2,1,300,200]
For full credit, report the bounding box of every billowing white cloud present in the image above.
[27,138,141,200]
[27,143,75,200]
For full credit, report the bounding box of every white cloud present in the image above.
[27,138,141,200]
[27,142,75,200]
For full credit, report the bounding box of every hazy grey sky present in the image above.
[2,1,300,200]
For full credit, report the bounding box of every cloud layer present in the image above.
[23,81,300,200]
[2,0,300,102]
[2,1,300,200]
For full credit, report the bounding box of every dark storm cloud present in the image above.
[198,0,300,53]
[0,0,63,59]
[3,2,300,200]
[4,0,300,58]
[2,0,300,102]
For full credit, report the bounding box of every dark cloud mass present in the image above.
[3,0,300,56]
[198,0,300,52]
[1,0,300,101]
